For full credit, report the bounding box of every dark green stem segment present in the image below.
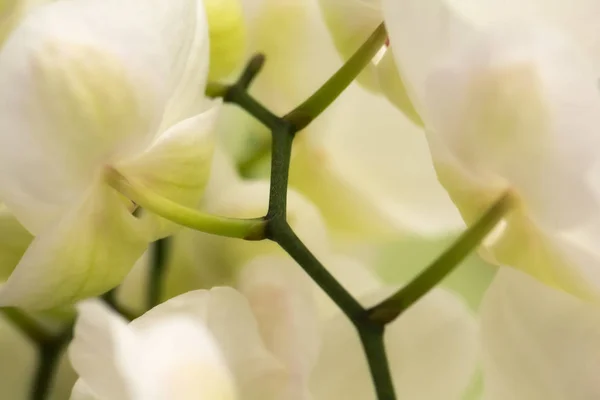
[1,308,53,344]
[269,219,365,321]
[368,192,515,324]
[357,324,396,400]
[30,326,73,400]
[284,23,388,131]
[148,237,171,309]
[102,289,138,321]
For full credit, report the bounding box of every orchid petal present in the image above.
[0,184,148,310]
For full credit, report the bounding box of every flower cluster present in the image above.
[0,0,599,399]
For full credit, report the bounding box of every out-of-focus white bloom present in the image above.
[0,0,219,309]
[237,252,479,400]
[69,289,302,400]
[481,267,600,400]
[379,0,600,298]
[309,257,478,400]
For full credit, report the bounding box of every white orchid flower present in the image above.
[236,252,479,399]
[69,289,301,400]
[375,0,600,298]
[0,0,219,309]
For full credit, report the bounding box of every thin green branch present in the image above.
[266,123,295,219]
[368,192,515,324]
[284,23,388,131]
[101,289,138,321]
[30,325,72,400]
[105,167,267,240]
[207,54,281,129]
[357,324,396,400]
[148,237,170,309]
[269,219,365,321]
[1,308,53,344]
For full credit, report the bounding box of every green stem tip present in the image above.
[105,166,267,241]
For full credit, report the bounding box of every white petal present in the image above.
[456,0,600,73]
[481,268,600,400]
[424,28,600,228]
[0,0,172,233]
[117,102,220,240]
[374,49,423,126]
[131,315,236,399]
[71,298,237,400]
[311,288,478,400]
[382,0,478,114]
[238,255,319,397]
[156,0,211,129]
[292,82,464,236]
[132,288,293,400]
[0,184,148,309]
[69,300,139,400]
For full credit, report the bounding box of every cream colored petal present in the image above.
[238,255,319,398]
[117,102,220,240]
[382,0,478,115]
[71,298,237,400]
[0,183,148,310]
[481,268,600,400]
[424,28,600,228]
[132,288,293,400]
[456,0,600,73]
[69,300,139,400]
[292,82,464,237]
[311,288,478,400]
[156,0,211,129]
[375,50,423,126]
[0,0,172,233]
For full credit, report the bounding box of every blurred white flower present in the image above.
[378,0,600,298]
[0,0,219,309]
[237,253,479,400]
[69,289,301,400]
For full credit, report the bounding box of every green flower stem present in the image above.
[105,167,267,240]
[369,192,515,324]
[101,289,138,321]
[206,23,398,400]
[358,325,396,400]
[31,326,72,400]
[265,128,395,399]
[0,308,53,344]
[284,23,388,131]
[148,237,171,309]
